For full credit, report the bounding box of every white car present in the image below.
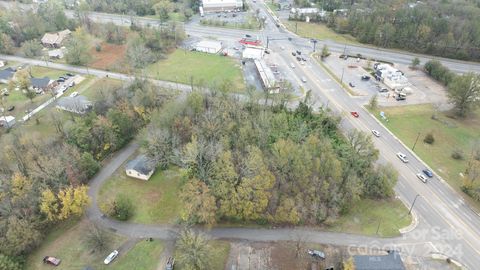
[70,91,79,97]
[416,173,428,183]
[301,77,307,83]
[371,130,380,137]
[396,152,409,163]
[290,63,295,69]
[104,250,119,265]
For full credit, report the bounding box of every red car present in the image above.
[43,256,61,266]
[350,111,359,118]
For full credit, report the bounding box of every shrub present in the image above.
[113,194,134,221]
[451,149,464,160]
[423,133,435,144]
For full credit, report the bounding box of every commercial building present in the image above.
[195,40,223,54]
[201,0,243,13]
[375,63,410,90]
[254,59,278,93]
[242,46,264,60]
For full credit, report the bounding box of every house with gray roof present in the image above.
[56,95,92,114]
[0,67,16,84]
[354,251,405,270]
[125,155,156,180]
[30,77,54,92]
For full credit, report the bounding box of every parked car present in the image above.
[350,111,359,118]
[379,88,389,93]
[104,250,119,265]
[290,63,295,69]
[423,169,434,178]
[361,75,371,80]
[66,73,74,77]
[264,49,270,54]
[296,50,301,55]
[396,152,409,163]
[292,52,296,56]
[302,57,307,61]
[68,81,75,87]
[166,257,175,270]
[233,47,239,50]
[307,249,325,260]
[43,256,61,266]
[7,105,15,111]
[245,34,252,38]
[57,78,65,83]
[349,82,355,87]
[60,85,68,93]
[296,56,302,61]
[70,91,79,97]
[416,173,428,183]
[371,130,380,137]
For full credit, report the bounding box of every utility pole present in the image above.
[376,218,382,235]
[295,22,298,34]
[340,67,345,84]
[408,194,421,215]
[311,39,318,52]
[412,132,421,151]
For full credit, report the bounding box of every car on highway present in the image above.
[349,82,355,87]
[423,169,434,178]
[43,256,61,266]
[290,63,295,69]
[361,75,371,80]
[396,152,409,163]
[379,88,389,93]
[350,111,359,118]
[104,250,119,265]
[371,130,380,137]
[296,50,302,55]
[416,173,428,183]
[301,77,307,83]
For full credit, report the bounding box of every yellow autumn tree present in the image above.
[10,172,33,203]
[40,186,90,221]
[40,188,59,221]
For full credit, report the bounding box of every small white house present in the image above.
[125,155,156,181]
[0,116,15,128]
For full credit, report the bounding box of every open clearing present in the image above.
[98,166,184,224]
[175,240,230,270]
[371,104,480,209]
[89,42,127,71]
[282,21,360,45]
[146,50,245,91]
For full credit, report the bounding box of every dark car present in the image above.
[296,50,302,55]
[245,34,252,38]
[43,256,61,266]
[292,52,296,56]
[7,105,14,111]
[307,249,325,260]
[302,57,307,61]
[296,56,302,61]
[57,78,65,83]
[66,73,74,77]
[423,169,433,178]
[349,82,355,87]
[379,88,389,93]
[361,75,371,80]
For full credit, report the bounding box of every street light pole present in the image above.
[408,194,421,215]
[340,67,345,84]
[412,132,421,151]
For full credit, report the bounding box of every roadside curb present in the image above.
[397,195,419,235]
[431,253,467,269]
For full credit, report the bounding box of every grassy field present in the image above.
[109,240,164,270]
[282,20,360,45]
[81,77,124,99]
[174,240,230,270]
[29,66,67,79]
[370,104,480,207]
[98,166,184,224]
[328,198,412,237]
[146,50,245,91]
[26,219,127,270]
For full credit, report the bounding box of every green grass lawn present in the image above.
[110,240,164,270]
[146,50,245,91]
[80,77,124,100]
[26,219,127,270]
[174,240,230,270]
[282,20,360,45]
[370,104,480,209]
[328,198,412,237]
[98,166,184,224]
[29,66,67,79]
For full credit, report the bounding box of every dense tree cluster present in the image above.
[142,91,398,226]
[0,2,76,54]
[320,0,480,60]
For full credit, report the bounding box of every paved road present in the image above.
[0,55,192,92]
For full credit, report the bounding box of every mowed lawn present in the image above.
[174,240,230,270]
[146,50,245,91]
[98,166,184,224]
[29,66,67,79]
[26,219,127,270]
[372,105,480,206]
[282,20,360,45]
[109,240,164,270]
[328,198,411,237]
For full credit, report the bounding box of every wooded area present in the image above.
[142,91,398,226]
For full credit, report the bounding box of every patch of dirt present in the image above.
[89,42,127,70]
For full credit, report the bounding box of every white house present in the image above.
[201,0,243,13]
[0,116,15,128]
[125,155,156,181]
[242,46,264,60]
[195,40,223,54]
